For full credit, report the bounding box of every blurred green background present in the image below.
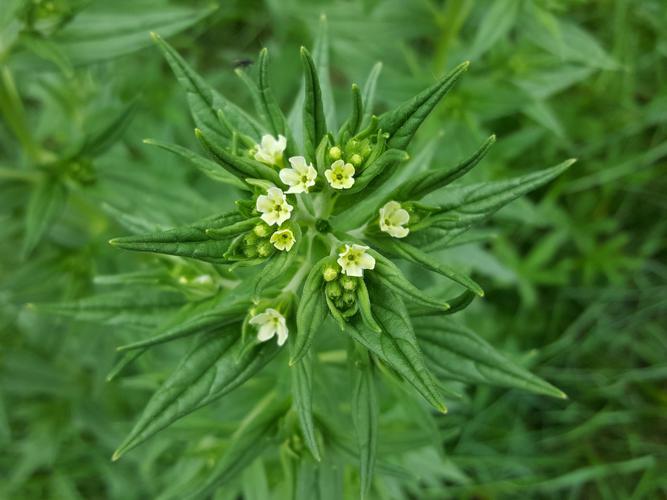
[1,0,665,498]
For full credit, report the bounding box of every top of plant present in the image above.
[82,23,573,499]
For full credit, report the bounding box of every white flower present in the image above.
[256,187,293,226]
[324,159,355,189]
[379,201,410,238]
[249,308,288,346]
[279,156,317,194]
[337,244,376,277]
[270,228,296,251]
[254,134,287,166]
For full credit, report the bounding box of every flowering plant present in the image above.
[77,25,572,499]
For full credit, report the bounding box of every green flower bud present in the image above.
[328,146,342,161]
[350,153,363,167]
[326,280,342,300]
[244,232,258,246]
[339,275,357,291]
[323,265,339,282]
[244,245,258,258]
[253,222,271,238]
[342,291,356,307]
[257,240,273,257]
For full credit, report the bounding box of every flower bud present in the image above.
[325,281,342,300]
[350,153,363,167]
[257,240,273,257]
[328,146,342,161]
[323,265,339,282]
[253,222,271,238]
[244,232,258,246]
[342,291,356,307]
[339,275,357,291]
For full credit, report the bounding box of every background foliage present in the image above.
[1,0,665,498]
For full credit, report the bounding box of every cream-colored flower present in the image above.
[253,134,287,166]
[270,228,296,251]
[337,244,376,277]
[279,156,317,194]
[379,201,410,238]
[256,187,293,226]
[324,159,355,189]
[249,308,288,346]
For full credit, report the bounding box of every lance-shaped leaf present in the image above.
[258,48,288,137]
[116,300,249,351]
[407,290,476,317]
[346,278,446,413]
[195,128,281,185]
[143,138,248,190]
[301,46,327,161]
[109,211,244,263]
[151,32,261,141]
[419,159,576,230]
[417,319,566,398]
[345,149,409,195]
[22,177,67,257]
[361,62,382,127]
[395,135,496,201]
[291,353,322,461]
[352,352,378,500]
[339,83,362,138]
[78,100,138,157]
[179,395,290,500]
[377,239,484,297]
[112,329,281,460]
[368,249,449,311]
[290,257,331,365]
[378,61,469,150]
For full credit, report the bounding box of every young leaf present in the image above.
[352,353,378,500]
[407,290,476,317]
[22,178,67,257]
[109,211,244,263]
[378,61,469,150]
[112,330,281,460]
[356,279,382,333]
[339,84,362,138]
[258,48,288,138]
[361,62,382,127]
[346,278,447,413]
[419,159,576,230]
[377,239,485,297]
[310,14,336,132]
[290,257,330,365]
[300,47,327,161]
[417,319,566,398]
[291,353,322,461]
[143,138,249,190]
[151,32,261,141]
[345,149,409,195]
[367,249,450,311]
[79,100,138,157]
[395,135,496,201]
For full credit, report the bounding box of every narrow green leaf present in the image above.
[311,14,336,132]
[407,290,476,317]
[206,217,260,239]
[356,279,382,333]
[195,128,281,185]
[22,178,66,257]
[346,278,446,413]
[80,100,137,156]
[421,159,576,230]
[112,330,281,460]
[290,257,330,365]
[143,138,249,190]
[396,135,496,201]
[468,0,520,59]
[291,353,322,461]
[258,48,288,137]
[361,62,382,127]
[151,32,261,141]
[339,84,362,138]
[378,61,469,150]
[345,149,409,195]
[109,211,244,263]
[368,249,450,311]
[379,239,485,297]
[300,46,327,161]
[106,348,148,382]
[418,319,566,398]
[352,353,378,500]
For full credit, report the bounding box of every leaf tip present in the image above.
[438,403,448,414]
[149,31,160,42]
[111,449,123,462]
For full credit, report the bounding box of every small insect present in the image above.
[233,58,254,69]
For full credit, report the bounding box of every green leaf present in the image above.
[377,61,469,150]
[79,100,138,157]
[417,319,566,398]
[361,62,382,127]
[179,395,290,499]
[291,353,322,461]
[468,0,520,59]
[152,32,261,142]
[422,159,575,230]
[339,84,362,138]
[407,290,477,317]
[195,128,281,185]
[310,14,336,132]
[396,135,496,201]
[356,278,382,333]
[377,239,485,297]
[22,178,67,257]
[290,257,330,366]
[143,138,249,190]
[368,249,450,311]
[109,211,244,263]
[351,353,378,500]
[112,330,281,460]
[346,278,446,413]
[258,48,288,137]
[346,149,409,195]
[253,224,302,297]
[300,46,328,161]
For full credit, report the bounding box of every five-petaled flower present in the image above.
[249,308,288,346]
[270,228,296,251]
[325,159,355,189]
[379,201,410,238]
[254,134,287,167]
[337,244,376,277]
[279,156,317,194]
[256,187,293,226]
